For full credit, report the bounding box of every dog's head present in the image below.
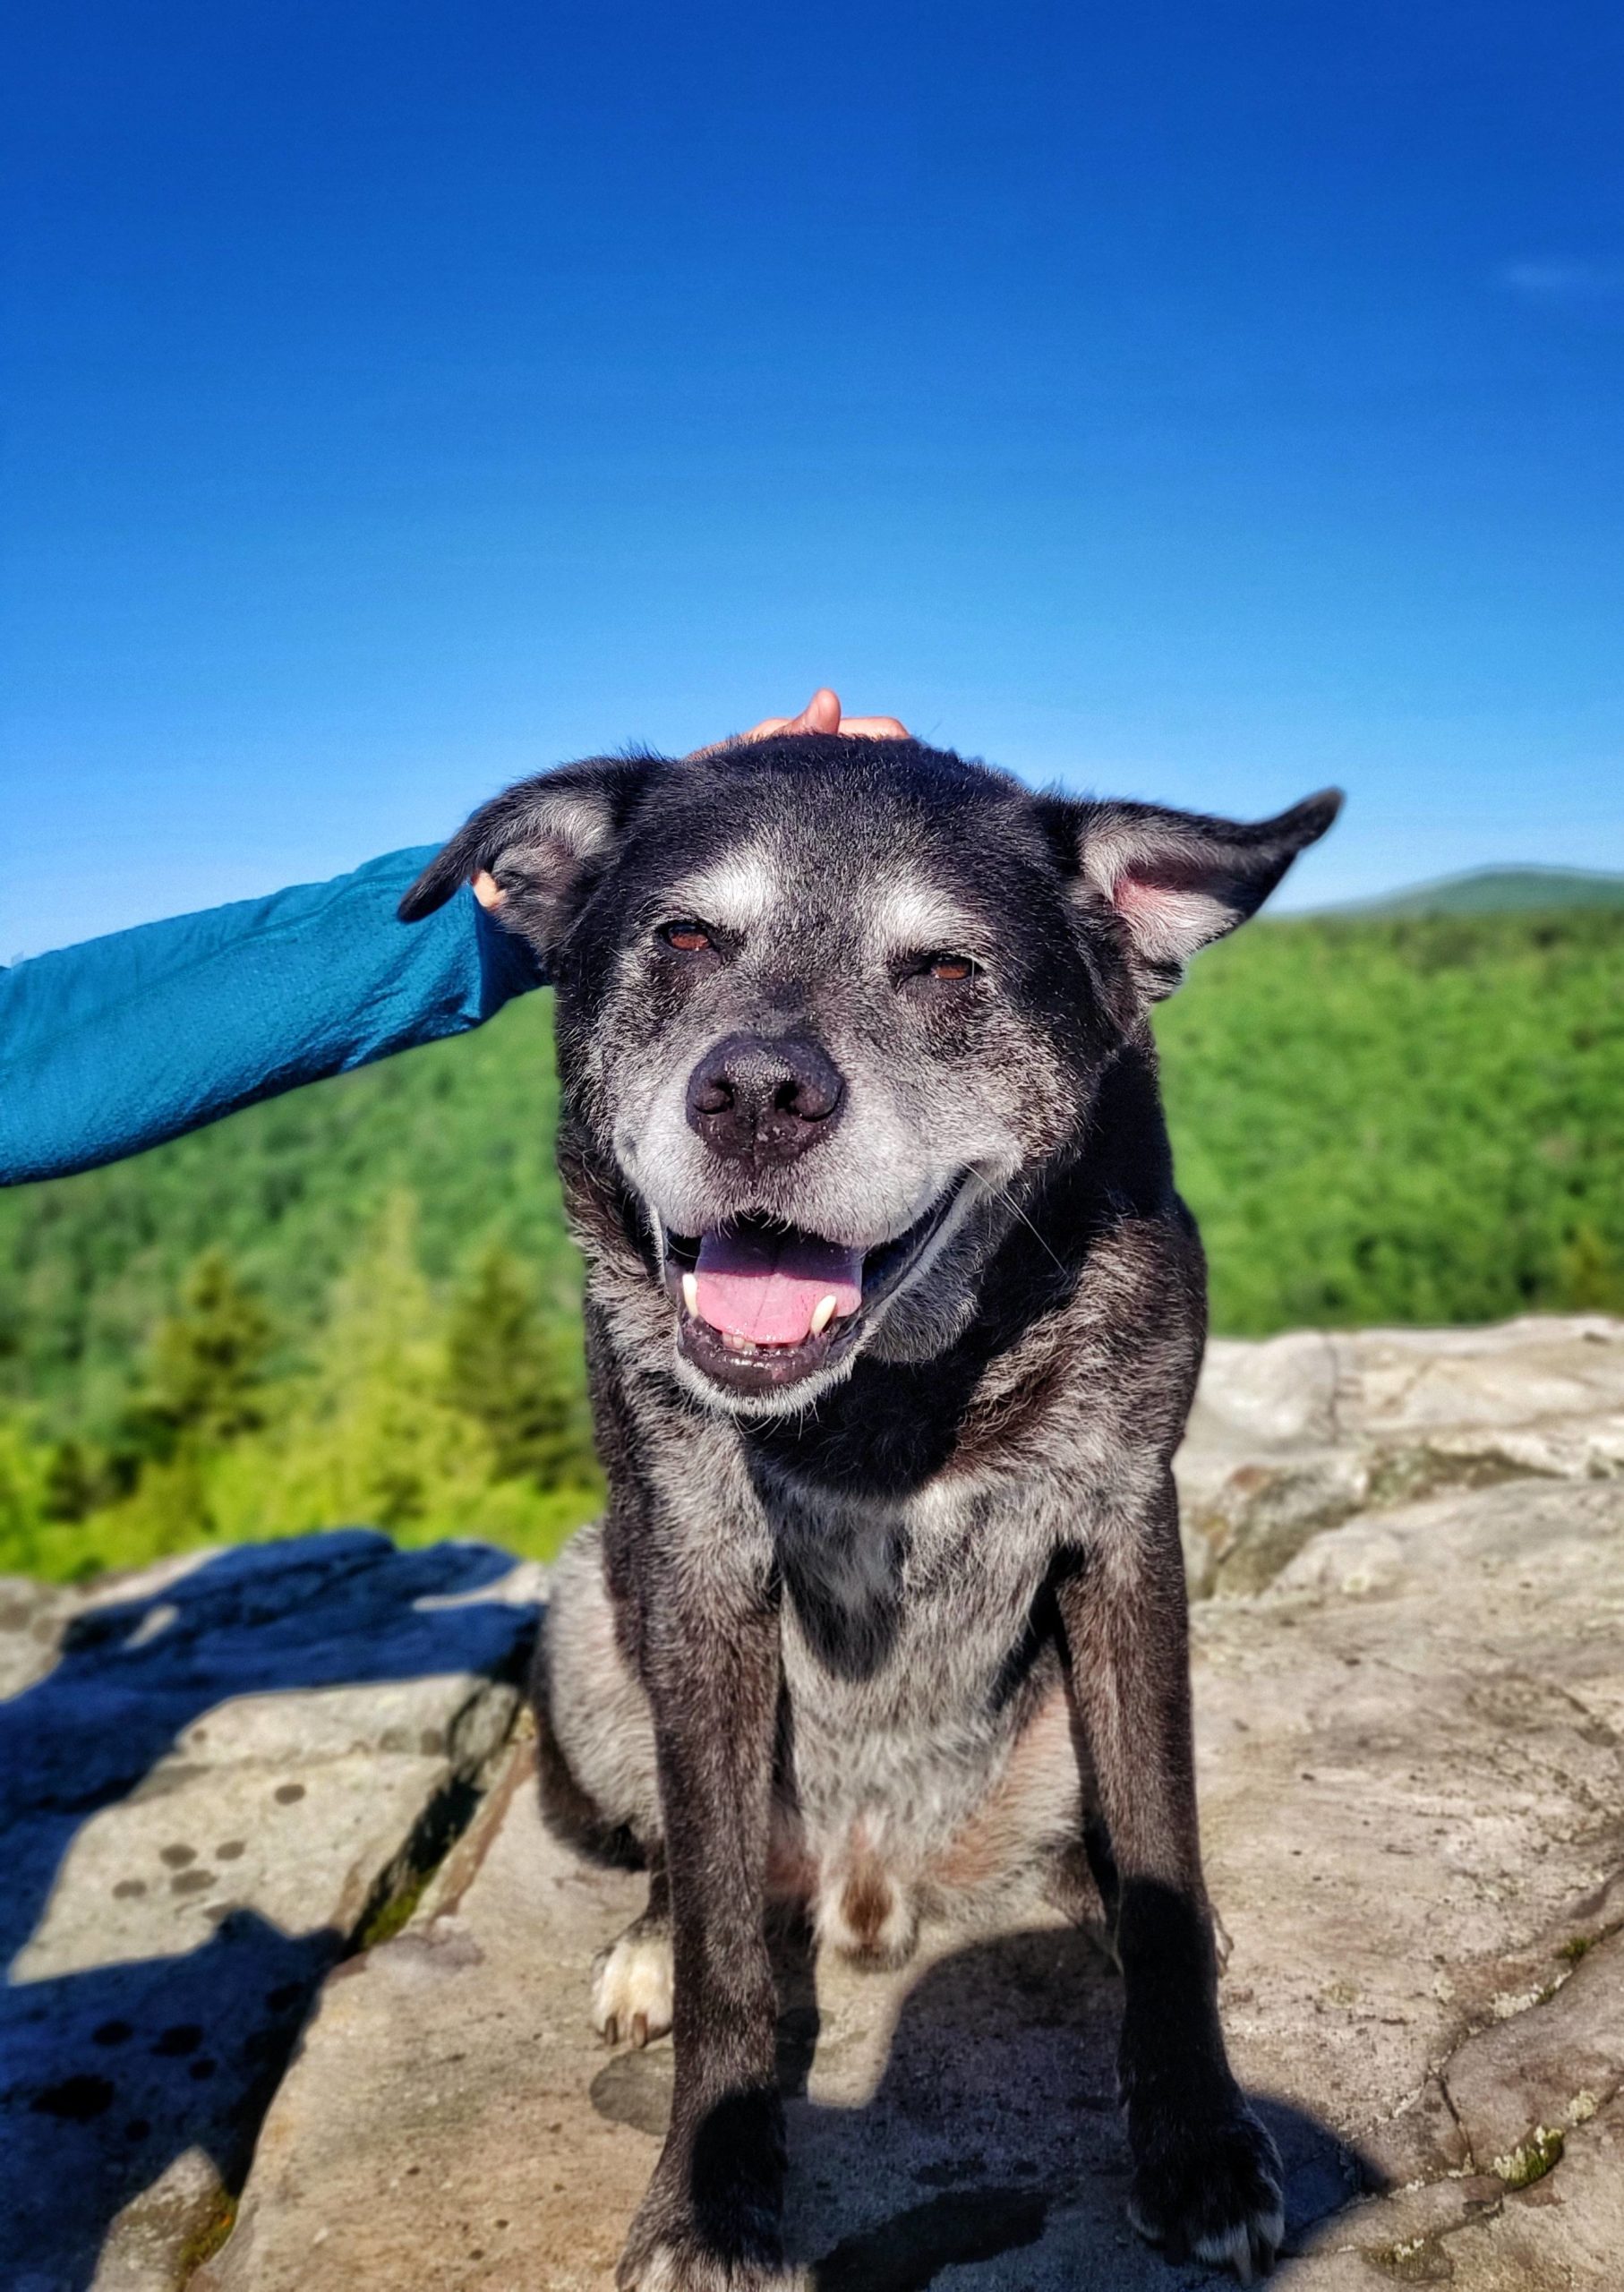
[403,736,1338,1415]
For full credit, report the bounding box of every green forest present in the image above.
[2,905,1620,1584]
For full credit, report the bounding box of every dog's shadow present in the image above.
[591,1919,1362,2288]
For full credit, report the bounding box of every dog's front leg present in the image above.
[1058,1471,1284,2284]
[616,1548,790,2292]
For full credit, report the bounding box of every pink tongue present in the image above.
[692,1228,865,1346]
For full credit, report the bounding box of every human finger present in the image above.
[740,688,843,740]
[686,688,841,759]
[686,689,910,759]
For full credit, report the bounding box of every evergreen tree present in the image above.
[0,1419,48,1573]
[444,1248,594,1487]
[127,1248,276,1452]
[257,1190,487,1533]
[1558,1222,1620,1313]
[41,1438,99,1522]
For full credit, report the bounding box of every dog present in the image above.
[401,731,1339,2288]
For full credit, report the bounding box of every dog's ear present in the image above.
[398,757,661,969]
[1041,788,1343,1002]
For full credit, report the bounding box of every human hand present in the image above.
[473,690,910,909]
[730,687,910,746]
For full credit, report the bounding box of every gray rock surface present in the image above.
[205,1415,1624,2288]
[1176,1313,1624,1595]
[0,1531,543,2292]
[8,1316,1624,2291]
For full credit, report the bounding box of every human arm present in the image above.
[0,846,540,1185]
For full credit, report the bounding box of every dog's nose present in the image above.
[685,1033,845,1165]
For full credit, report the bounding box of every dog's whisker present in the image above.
[980,1174,1070,1278]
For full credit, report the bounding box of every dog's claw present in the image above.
[592,1920,675,2050]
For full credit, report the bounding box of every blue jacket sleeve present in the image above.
[0,847,543,1185]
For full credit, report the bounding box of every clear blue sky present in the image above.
[4,0,1620,958]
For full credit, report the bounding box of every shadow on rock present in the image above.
[594,1921,1363,2288]
[0,1531,541,2292]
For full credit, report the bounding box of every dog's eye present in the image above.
[660,921,713,954]
[897,951,982,1000]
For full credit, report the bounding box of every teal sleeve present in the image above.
[0,848,543,1185]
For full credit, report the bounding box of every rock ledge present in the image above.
[4,1316,1621,2290]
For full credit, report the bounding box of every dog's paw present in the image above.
[617,2115,797,2291]
[1126,2091,1283,2284]
[593,1922,674,2049]
[615,2216,803,2291]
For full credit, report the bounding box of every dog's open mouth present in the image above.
[662,1179,968,1394]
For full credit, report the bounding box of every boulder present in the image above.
[9,1316,1623,2291]
[0,1531,543,2292]
[1176,1313,1624,1595]
[203,1470,1624,2289]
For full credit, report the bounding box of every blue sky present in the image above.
[4,0,1621,958]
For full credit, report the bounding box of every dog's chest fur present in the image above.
[763,1467,1079,1920]
[602,1196,1193,1928]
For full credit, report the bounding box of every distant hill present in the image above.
[1321,865,1624,919]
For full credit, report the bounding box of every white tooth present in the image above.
[681,1272,698,1315]
[809,1295,837,1337]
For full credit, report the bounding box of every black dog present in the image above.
[403,732,1339,2288]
